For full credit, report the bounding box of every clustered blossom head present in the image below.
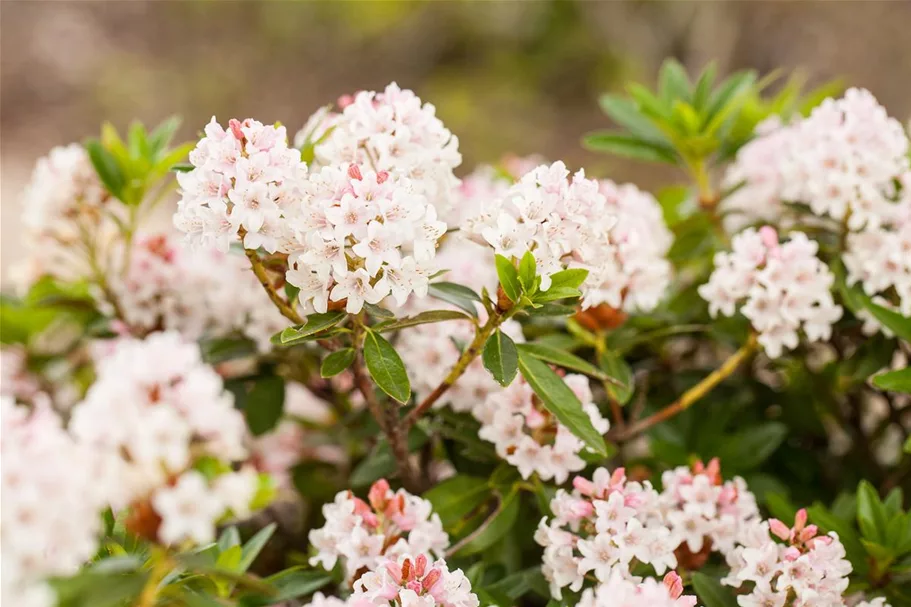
[658,459,760,559]
[577,571,696,607]
[309,479,449,580]
[108,231,286,349]
[722,509,851,607]
[68,331,259,545]
[699,226,843,357]
[297,82,462,219]
[722,88,910,231]
[535,467,678,599]
[476,373,609,483]
[174,117,307,253]
[351,553,479,607]
[285,162,446,314]
[1,397,110,607]
[588,179,673,313]
[463,161,618,307]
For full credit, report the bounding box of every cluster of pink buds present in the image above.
[769,508,832,556]
[350,553,479,607]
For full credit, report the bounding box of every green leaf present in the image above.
[583,131,678,164]
[495,254,522,303]
[215,544,243,573]
[598,351,633,405]
[546,268,589,291]
[483,330,519,387]
[218,527,242,552]
[376,309,471,332]
[320,348,355,378]
[865,301,911,342]
[52,571,148,607]
[363,302,395,319]
[272,311,346,345]
[517,342,615,383]
[872,367,911,393]
[716,422,788,472]
[486,567,548,601]
[659,58,692,103]
[691,572,738,607]
[518,251,537,292]
[424,475,492,529]
[857,481,889,543]
[238,523,277,573]
[598,94,668,142]
[428,282,482,317]
[692,62,718,112]
[457,488,521,555]
[244,376,285,436]
[84,138,126,201]
[808,504,868,575]
[517,351,607,456]
[533,286,583,303]
[147,115,182,157]
[350,430,430,487]
[265,568,333,601]
[171,161,195,172]
[127,121,150,163]
[363,329,411,403]
[706,70,758,124]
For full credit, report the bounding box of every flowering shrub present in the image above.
[1,62,909,607]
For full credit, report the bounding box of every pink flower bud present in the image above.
[759,225,780,250]
[228,119,245,142]
[783,546,801,561]
[573,476,595,496]
[369,479,390,510]
[348,164,363,181]
[376,170,390,184]
[414,554,427,577]
[769,518,791,540]
[663,572,684,598]
[799,525,818,542]
[422,568,442,592]
[337,94,355,109]
[794,508,807,532]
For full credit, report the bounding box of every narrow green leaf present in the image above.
[147,115,182,157]
[363,329,411,403]
[546,268,588,291]
[865,301,911,342]
[84,138,126,200]
[423,475,492,530]
[857,481,889,543]
[457,489,521,555]
[238,523,277,573]
[517,342,618,384]
[518,251,537,292]
[363,302,395,319]
[598,94,668,142]
[127,121,150,161]
[691,572,738,607]
[244,376,285,436]
[598,351,633,405]
[533,286,582,303]
[320,348,355,378]
[583,131,679,164]
[428,282,482,317]
[517,352,607,456]
[716,422,788,472]
[273,311,346,345]
[217,527,242,553]
[658,58,692,103]
[266,568,333,601]
[692,62,718,112]
[483,330,519,387]
[495,254,522,303]
[872,367,911,393]
[705,70,757,130]
[376,309,471,332]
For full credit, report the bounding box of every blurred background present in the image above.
[3,0,911,281]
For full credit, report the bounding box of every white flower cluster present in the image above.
[843,209,911,322]
[350,553,479,607]
[1,347,43,403]
[722,510,852,607]
[397,236,524,414]
[658,459,760,558]
[722,88,910,231]
[450,155,543,228]
[174,117,307,253]
[535,467,678,599]
[108,231,287,349]
[854,599,892,607]
[1,397,110,607]
[69,331,259,545]
[589,179,673,313]
[285,163,446,314]
[463,161,617,307]
[297,82,462,219]
[309,479,449,581]
[577,571,696,607]
[699,226,843,357]
[476,373,609,483]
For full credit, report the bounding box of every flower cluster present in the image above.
[350,553,479,607]
[699,226,842,357]
[297,82,462,219]
[68,331,259,545]
[722,509,852,607]
[843,212,911,323]
[309,479,449,580]
[108,231,286,349]
[174,117,306,253]
[462,161,618,304]
[1,397,110,607]
[577,571,696,607]
[658,459,760,559]
[476,373,609,483]
[588,179,673,313]
[285,163,446,314]
[535,467,678,599]
[722,88,910,231]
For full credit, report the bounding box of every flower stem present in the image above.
[244,246,304,325]
[613,334,758,441]
[137,549,171,607]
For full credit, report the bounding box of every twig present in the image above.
[244,245,304,326]
[612,334,758,442]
